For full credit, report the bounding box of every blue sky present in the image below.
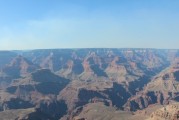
[0,0,179,50]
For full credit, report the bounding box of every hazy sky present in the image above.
[0,0,179,50]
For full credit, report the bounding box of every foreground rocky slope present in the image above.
[0,49,178,120]
[147,102,179,120]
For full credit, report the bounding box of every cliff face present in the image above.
[0,55,39,89]
[2,56,39,78]
[124,91,166,111]
[124,65,179,111]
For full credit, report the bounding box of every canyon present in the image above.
[0,48,179,120]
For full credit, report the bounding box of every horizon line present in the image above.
[0,47,179,51]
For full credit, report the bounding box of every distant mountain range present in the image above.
[0,48,179,120]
